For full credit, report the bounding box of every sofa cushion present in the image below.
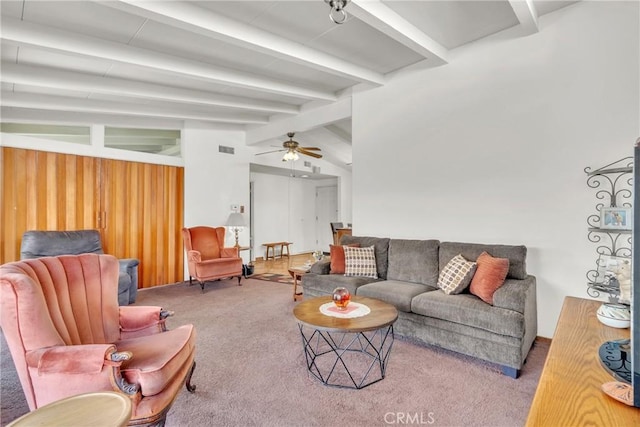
[387,239,439,286]
[357,280,437,313]
[411,291,524,338]
[469,252,509,305]
[340,236,390,279]
[439,242,527,280]
[118,324,195,396]
[437,254,477,295]
[344,246,378,278]
[329,243,360,274]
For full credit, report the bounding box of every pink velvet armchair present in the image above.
[0,254,196,426]
[181,226,243,290]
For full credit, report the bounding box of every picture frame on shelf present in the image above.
[600,207,632,230]
[595,254,632,304]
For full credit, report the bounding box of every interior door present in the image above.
[315,185,337,252]
[100,158,184,288]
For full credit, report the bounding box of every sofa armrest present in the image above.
[221,247,239,258]
[310,259,331,275]
[25,344,140,402]
[26,344,117,375]
[492,275,536,314]
[118,258,139,270]
[119,306,168,338]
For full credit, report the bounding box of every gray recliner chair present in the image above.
[20,230,139,305]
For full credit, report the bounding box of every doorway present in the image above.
[315,185,338,252]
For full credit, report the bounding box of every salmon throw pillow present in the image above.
[330,243,360,274]
[469,251,510,305]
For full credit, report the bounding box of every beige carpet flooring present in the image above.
[1,278,549,427]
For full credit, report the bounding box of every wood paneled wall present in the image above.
[1,147,184,288]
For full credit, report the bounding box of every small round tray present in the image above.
[319,301,371,318]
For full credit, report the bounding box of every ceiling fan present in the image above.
[255,132,322,161]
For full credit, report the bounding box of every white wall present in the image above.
[251,172,338,259]
[351,1,639,337]
[182,128,252,262]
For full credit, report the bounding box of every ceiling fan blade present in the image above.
[300,147,321,151]
[298,149,323,159]
[255,149,286,156]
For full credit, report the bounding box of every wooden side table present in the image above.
[288,265,310,301]
[7,391,132,427]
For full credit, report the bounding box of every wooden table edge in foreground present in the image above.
[525,296,640,426]
[7,391,132,427]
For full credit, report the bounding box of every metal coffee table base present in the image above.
[298,324,394,389]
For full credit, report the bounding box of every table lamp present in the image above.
[226,212,246,248]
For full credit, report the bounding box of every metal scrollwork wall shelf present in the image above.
[585,157,633,301]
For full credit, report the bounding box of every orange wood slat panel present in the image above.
[1,148,184,289]
[99,157,184,288]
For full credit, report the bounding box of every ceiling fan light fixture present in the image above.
[282,150,299,162]
[325,0,349,24]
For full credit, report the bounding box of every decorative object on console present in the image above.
[597,303,631,329]
[437,254,477,295]
[584,157,632,319]
[226,212,246,248]
[469,251,510,305]
[343,245,378,278]
[601,207,633,230]
[312,250,324,262]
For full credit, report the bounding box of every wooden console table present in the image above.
[262,242,291,261]
[526,296,639,426]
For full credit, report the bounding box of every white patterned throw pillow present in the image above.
[344,245,378,278]
[437,254,477,295]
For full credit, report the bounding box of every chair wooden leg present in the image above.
[186,360,196,393]
[188,276,193,286]
[199,281,205,292]
[237,275,242,286]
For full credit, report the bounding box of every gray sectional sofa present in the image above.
[302,236,537,378]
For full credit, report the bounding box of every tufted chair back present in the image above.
[1,254,197,425]
[182,226,225,260]
[2,255,120,349]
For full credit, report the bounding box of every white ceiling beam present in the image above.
[1,63,298,115]
[508,0,539,34]
[1,17,336,101]
[246,98,351,145]
[109,0,385,86]
[0,107,186,130]
[323,124,352,145]
[1,92,270,125]
[349,0,449,66]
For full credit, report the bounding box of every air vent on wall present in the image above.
[219,145,235,154]
[304,161,312,167]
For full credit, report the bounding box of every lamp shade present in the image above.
[226,212,246,228]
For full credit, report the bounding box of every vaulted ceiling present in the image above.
[1,1,577,169]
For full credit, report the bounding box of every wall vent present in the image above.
[304,161,312,167]
[312,166,321,174]
[219,145,235,154]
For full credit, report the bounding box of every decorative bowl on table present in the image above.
[597,303,631,328]
[332,287,351,310]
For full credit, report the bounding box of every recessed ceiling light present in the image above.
[300,174,309,178]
